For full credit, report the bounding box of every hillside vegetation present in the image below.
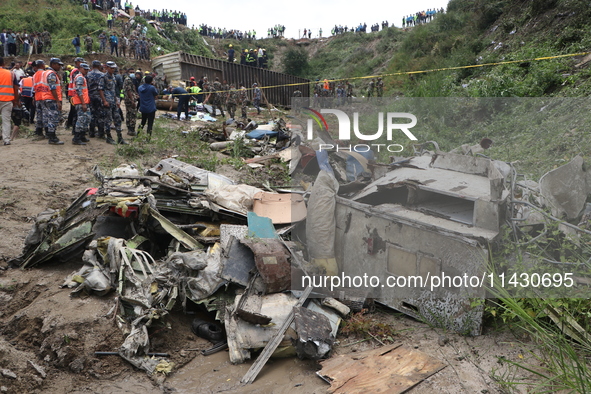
[266,0,591,99]
[0,0,211,58]
[248,0,591,176]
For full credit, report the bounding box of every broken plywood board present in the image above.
[318,344,446,393]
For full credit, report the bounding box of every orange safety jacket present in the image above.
[67,68,80,97]
[71,75,90,105]
[0,69,15,102]
[35,70,62,101]
[33,70,49,101]
[20,76,34,97]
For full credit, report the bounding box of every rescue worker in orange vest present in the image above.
[66,57,85,136]
[0,56,20,145]
[32,59,47,138]
[71,63,91,145]
[35,58,64,144]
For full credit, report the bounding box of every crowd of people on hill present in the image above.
[267,25,286,38]
[327,21,382,36]
[75,0,447,50]
[369,22,390,32]
[402,8,443,27]
[77,0,187,25]
[78,0,446,48]
[1,29,52,56]
[197,25,258,41]
[70,29,153,60]
[130,7,188,26]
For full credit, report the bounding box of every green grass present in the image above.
[489,295,591,393]
[112,119,218,172]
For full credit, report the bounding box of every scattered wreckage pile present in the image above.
[197,116,293,165]
[8,125,591,389]
[7,157,348,383]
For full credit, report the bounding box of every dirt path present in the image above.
[0,124,532,393]
[0,132,116,259]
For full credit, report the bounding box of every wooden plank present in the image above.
[241,286,313,385]
[318,344,446,394]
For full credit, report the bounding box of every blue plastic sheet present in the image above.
[245,129,279,139]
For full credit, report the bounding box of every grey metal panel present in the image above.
[334,200,487,336]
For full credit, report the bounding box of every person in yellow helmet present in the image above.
[228,44,235,62]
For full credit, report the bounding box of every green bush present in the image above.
[283,47,309,77]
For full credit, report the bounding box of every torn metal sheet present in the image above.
[67,264,112,296]
[22,221,94,268]
[307,300,342,338]
[294,306,334,360]
[539,155,589,220]
[225,292,300,364]
[11,189,104,268]
[208,201,248,219]
[149,207,202,250]
[240,286,314,385]
[104,237,156,309]
[241,238,291,293]
[318,344,446,394]
[148,158,235,186]
[8,209,61,267]
[221,236,256,287]
[287,147,303,174]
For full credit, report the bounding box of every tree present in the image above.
[283,48,309,77]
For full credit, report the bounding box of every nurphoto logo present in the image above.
[302,107,418,152]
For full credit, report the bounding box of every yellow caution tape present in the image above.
[169,51,590,96]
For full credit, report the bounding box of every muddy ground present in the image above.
[0,115,535,393]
